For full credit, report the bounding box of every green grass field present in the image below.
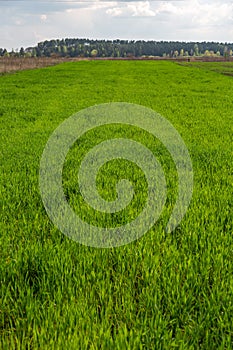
[0,61,233,349]
[180,61,233,77]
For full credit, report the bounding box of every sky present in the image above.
[0,0,233,50]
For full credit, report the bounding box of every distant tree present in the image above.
[115,49,120,58]
[20,39,233,59]
[61,45,67,56]
[10,49,15,57]
[91,49,98,57]
[204,50,210,56]
[32,48,37,57]
[57,46,61,56]
[223,46,230,60]
[69,47,75,57]
[19,47,25,57]
[194,43,199,56]
[3,49,9,57]
[36,47,42,57]
[25,52,32,58]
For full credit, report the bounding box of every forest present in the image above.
[1,39,233,58]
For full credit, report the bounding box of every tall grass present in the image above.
[0,61,233,349]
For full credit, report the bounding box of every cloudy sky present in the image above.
[0,0,232,50]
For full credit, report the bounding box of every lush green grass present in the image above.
[0,60,233,349]
[180,61,233,77]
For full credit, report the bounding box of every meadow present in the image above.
[179,60,233,77]
[0,60,233,349]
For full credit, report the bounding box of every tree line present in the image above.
[1,39,233,58]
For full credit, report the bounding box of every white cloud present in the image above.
[128,2,156,17]
[156,2,185,16]
[106,7,123,16]
[0,0,232,50]
[193,2,232,26]
[66,1,117,12]
[15,20,23,26]
[40,14,47,21]
[154,0,233,26]
[107,1,155,17]
[106,0,233,28]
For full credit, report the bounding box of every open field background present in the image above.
[1,56,233,74]
[178,61,233,77]
[0,57,79,74]
[0,61,233,349]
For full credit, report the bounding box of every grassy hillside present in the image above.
[0,61,233,349]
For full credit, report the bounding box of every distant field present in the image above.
[0,57,80,74]
[0,61,233,349]
[1,56,233,74]
[180,61,233,77]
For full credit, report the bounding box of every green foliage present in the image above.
[194,43,199,56]
[0,61,233,349]
[91,49,98,57]
[2,39,233,58]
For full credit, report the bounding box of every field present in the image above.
[179,61,233,77]
[0,57,79,74]
[1,56,233,74]
[0,60,233,349]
